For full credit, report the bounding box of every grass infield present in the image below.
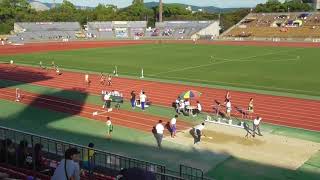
[0,43,319,96]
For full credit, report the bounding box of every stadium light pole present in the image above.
[53,0,56,8]
[159,0,163,22]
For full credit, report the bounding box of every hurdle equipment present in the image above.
[115,66,118,77]
[15,88,21,102]
[92,108,113,116]
[140,68,144,79]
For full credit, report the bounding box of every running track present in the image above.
[0,87,191,134]
[1,40,319,56]
[0,64,320,131]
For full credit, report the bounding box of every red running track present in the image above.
[1,40,319,56]
[0,40,153,55]
[0,88,191,134]
[0,64,320,131]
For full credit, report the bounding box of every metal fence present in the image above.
[0,126,213,180]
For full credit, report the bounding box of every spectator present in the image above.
[140,91,147,111]
[0,139,14,163]
[116,167,156,180]
[155,120,164,149]
[83,143,95,173]
[34,143,44,171]
[130,91,136,109]
[17,140,29,167]
[6,139,16,165]
[170,115,178,138]
[52,148,81,180]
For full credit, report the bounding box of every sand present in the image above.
[164,123,320,171]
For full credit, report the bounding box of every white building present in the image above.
[186,6,192,11]
[316,0,320,10]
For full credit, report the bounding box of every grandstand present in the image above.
[10,22,81,43]
[87,21,219,40]
[8,21,219,42]
[87,21,114,39]
[87,21,147,39]
[154,21,220,40]
[222,12,320,41]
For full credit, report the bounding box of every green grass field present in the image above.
[1,44,320,97]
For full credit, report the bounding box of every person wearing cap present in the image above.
[155,120,164,149]
[252,116,263,137]
[106,117,113,138]
[193,123,205,144]
[52,147,81,180]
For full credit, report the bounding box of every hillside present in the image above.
[27,0,240,13]
[144,2,240,13]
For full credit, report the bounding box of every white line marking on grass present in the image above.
[148,49,301,77]
[157,75,319,94]
[118,49,305,92]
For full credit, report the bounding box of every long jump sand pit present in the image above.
[166,124,320,171]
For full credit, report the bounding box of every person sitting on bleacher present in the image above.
[0,139,15,164]
[52,148,81,180]
[17,140,29,168]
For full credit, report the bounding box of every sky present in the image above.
[36,0,269,8]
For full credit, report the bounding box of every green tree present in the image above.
[132,0,144,5]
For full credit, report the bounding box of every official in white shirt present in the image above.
[193,101,202,116]
[155,120,164,148]
[140,92,147,111]
[175,97,180,113]
[253,116,263,137]
[104,93,111,109]
[193,123,205,144]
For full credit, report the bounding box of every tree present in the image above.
[132,0,144,5]
[254,0,312,12]
[93,4,117,21]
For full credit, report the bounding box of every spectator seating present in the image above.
[152,21,219,39]
[0,138,116,180]
[0,126,206,180]
[223,12,320,39]
[12,22,81,42]
[87,22,114,39]
[87,21,147,39]
[86,21,218,40]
